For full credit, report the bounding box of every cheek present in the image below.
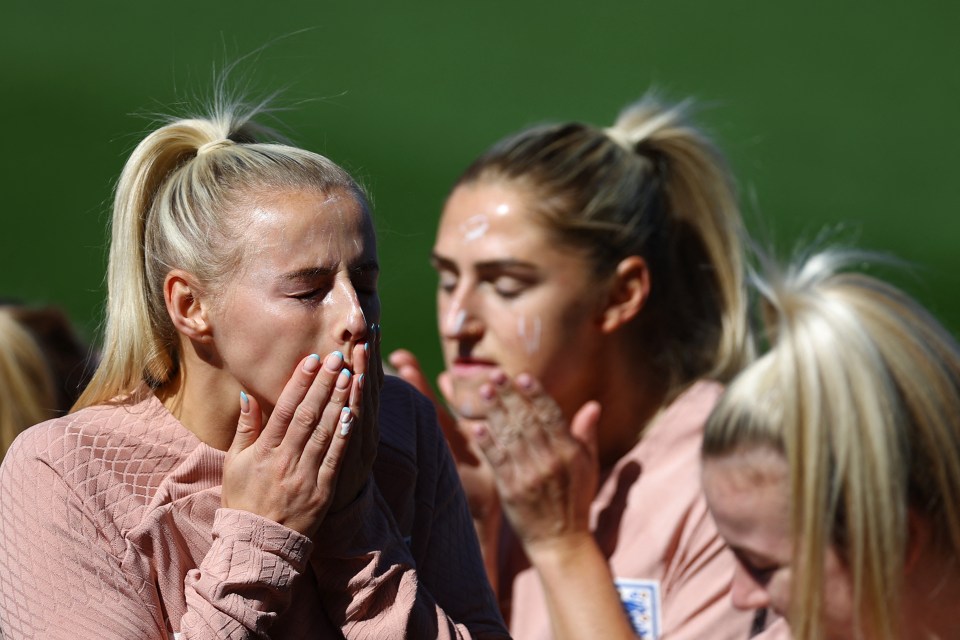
[821,554,856,631]
[513,313,544,356]
[764,570,795,616]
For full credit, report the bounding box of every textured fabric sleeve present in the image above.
[660,497,754,640]
[179,509,313,639]
[0,437,164,639]
[0,433,313,640]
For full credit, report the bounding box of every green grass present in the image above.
[3,1,958,385]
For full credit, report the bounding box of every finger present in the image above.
[514,373,567,438]
[282,351,348,454]
[228,391,262,457]
[349,340,369,411]
[360,336,380,467]
[300,365,354,470]
[569,401,602,464]
[258,353,325,449]
[315,403,354,490]
[482,372,533,447]
[472,421,510,473]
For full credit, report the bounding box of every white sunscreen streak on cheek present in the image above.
[460,214,490,242]
[518,315,542,354]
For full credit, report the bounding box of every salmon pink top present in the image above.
[0,376,508,639]
[499,381,761,640]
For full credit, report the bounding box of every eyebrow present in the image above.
[429,252,537,273]
[281,260,380,282]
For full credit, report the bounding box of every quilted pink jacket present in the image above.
[0,376,508,639]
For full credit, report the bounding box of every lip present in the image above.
[450,357,498,375]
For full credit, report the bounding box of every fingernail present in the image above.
[324,351,345,372]
[303,353,322,373]
[336,368,352,389]
[517,373,533,389]
[340,407,353,436]
[480,383,495,401]
[240,391,250,414]
[364,342,369,352]
[491,370,508,386]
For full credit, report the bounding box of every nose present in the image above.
[730,562,771,611]
[439,288,480,339]
[332,279,370,346]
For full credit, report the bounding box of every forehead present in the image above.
[703,448,791,544]
[435,181,555,257]
[242,188,376,264]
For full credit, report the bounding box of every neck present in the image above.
[587,345,673,469]
[156,355,241,452]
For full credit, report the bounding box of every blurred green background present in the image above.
[2,2,958,383]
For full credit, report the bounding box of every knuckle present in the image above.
[294,407,321,429]
[271,401,297,425]
[309,424,333,449]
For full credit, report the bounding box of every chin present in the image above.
[451,389,488,421]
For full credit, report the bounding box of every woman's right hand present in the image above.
[388,349,500,523]
[222,351,359,538]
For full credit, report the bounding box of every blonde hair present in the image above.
[455,94,750,395]
[703,249,960,640]
[0,309,56,459]
[75,99,367,409]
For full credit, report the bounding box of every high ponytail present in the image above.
[703,248,960,640]
[455,93,750,395]
[75,101,365,410]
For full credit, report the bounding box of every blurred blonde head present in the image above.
[75,96,368,410]
[703,249,960,639]
[0,309,56,459]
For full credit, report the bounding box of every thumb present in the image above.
[229,391,263,456]
[569,400,602,463]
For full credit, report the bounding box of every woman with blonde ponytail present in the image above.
[390,94,757,639]
[702,249,960,640]
[0,97,507,639]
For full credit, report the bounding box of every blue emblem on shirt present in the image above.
[615,578,661,640]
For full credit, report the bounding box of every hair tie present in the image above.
[196,138,236,156]
[603,127,634,151]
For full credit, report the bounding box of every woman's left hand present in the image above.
[472,372,602,556]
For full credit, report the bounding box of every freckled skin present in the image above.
[432,181,606,421]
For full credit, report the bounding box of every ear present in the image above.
[164,270,213,343]
[599,255,650,334]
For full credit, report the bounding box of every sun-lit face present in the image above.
[432,180,607,420]
[209,187,379,413]
[702,448,857,640]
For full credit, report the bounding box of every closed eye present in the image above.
[734,552,780,586]
[491,275,529,298]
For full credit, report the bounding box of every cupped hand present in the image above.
[472,372,602,556]
[222,351,359,538]
[388,349,500,523]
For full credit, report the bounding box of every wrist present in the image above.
[523,530,600,573]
